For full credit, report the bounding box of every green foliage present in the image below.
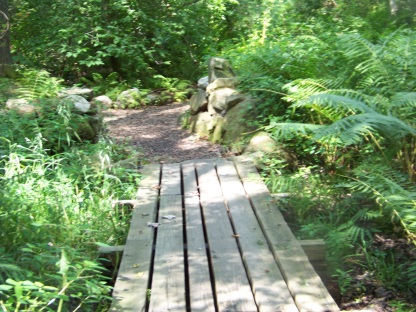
[0,81,141,309]
[0,78,17,106]
[11,0,246,86]
[81,72,132,100]
[151,75,192,104]
[237,14,416,307]
[341,162,416,240]
[16,69,64,99]
[0,99,101,153]
[0,247,112,311]
[332,269,355,296]
[0,135,140,310]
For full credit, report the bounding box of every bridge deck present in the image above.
[110,158,339,312]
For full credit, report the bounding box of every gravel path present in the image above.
[103,103,222,163]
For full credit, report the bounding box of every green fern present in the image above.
[268,92,416,146]
[81,72,131,100]
[338,34,394,93]
[315,112,416,145]
[16,70,63,99]
[338,30,416,95]
[265,120,324,139]
[343,162,416,240]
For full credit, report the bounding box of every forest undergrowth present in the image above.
[2,0,416,310]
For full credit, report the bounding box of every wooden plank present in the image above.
[216,161,299,312]
[182,162,198,196]
[234,160,340,312]
[110,164,161,312]
[196,162,257,312]
[182,163,216,311]
[196,161,223,199]
[300,240,326,262]
[161,163,182,195]
[149,162,186,311]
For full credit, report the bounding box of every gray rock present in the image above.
[189,89,208,115]
[63,95,91,113]
[92,95,113,109]
[145,92,159,105]
[59,87,94,100]
[244,132,278,154]
[225,93,246,111]
[208,57,235,83]
[208,87,237,112]
[6,98,37,115]
[206,78,239,93]
[222,99,257,152]
[190,112,221,138]
[197,76,209,90]
[115,88,142,109]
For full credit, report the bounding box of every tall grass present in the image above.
[0,102,140,310]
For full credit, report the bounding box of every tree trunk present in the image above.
[389,0,398,15]
[0,0,12,77]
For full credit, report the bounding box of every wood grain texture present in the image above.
[161,163,182,195]
[196,162,258,312]
[111,159,339,312]
[110,164,160,312]
[183,163,216,311]
[234,159,339,312]
[217,161,299,312]
[149,164,186,311]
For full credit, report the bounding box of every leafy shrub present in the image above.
[81,72,134,100]
[151,75,192,104]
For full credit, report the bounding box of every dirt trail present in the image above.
[103,103,222,163]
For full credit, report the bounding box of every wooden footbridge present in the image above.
[110,157,339,312]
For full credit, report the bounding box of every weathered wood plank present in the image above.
[161,163,182,195]
[234,159,340,312]
[182,162,198,196]
[196,162,257,312]
[149,163,185,311]
[182,163,216,311]
[217,161,299,312]
[300,240,326,262]
[110,164,161,312]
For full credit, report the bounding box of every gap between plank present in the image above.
[194,163,219,312]
[180,164,191,311]
[145,164,162,312]
[214,161,259,311]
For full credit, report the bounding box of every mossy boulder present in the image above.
[114,88,143,109]
[244,131,279,154]
[221,99,257,152]
[190,112,222,139]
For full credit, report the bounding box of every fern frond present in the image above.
[264,121,324,140]
[17,70,63,99]
[389,92,416,124]
[346,163,416,240]
[339,34,393,92]
[294,93,376,115]
[313,112,416,145]
[283,78,338,102]
[338,220,374,244]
